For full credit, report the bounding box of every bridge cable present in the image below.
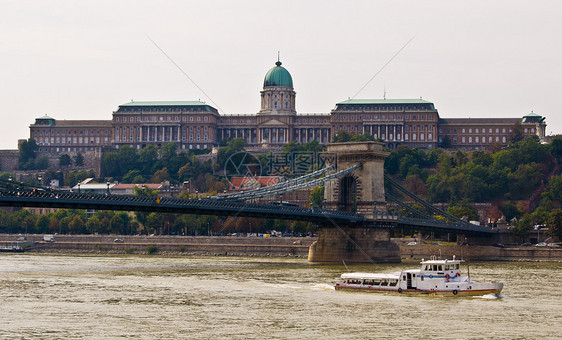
[229,164,362,201]
[384,174,469,225]
[219,165,335,200]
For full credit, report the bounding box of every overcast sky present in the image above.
[1,0,560,149]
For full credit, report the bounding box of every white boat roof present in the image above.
[340,272,400,280]
[420,257,463,265]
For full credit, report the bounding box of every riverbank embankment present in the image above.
[1,234,561,261]
[0,234,315,257]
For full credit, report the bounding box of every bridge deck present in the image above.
[0,190,364,224]
[0,190,496,234]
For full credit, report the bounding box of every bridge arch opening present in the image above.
[339,175,357,212]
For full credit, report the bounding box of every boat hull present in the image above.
[334,282,503,296]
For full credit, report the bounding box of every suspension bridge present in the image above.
[0,141,497,262]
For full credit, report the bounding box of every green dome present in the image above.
[263,61,293,88]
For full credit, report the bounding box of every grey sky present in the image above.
[1,0,560,149]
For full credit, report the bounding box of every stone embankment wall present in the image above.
[0,234,314,257]
[0,150,19,172]
[41,149,103,176]
[399,244,562,261]
[2,234,560,261]
[0,149,102,175]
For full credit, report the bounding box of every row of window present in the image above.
[35,129,109,136]
[220,119,257,125]
[295,119,328,124]
[115,126,209,132]
[38,137,109,145]
[404,125,433,132]
[115,115,210,123]
[334,114,434,121]
[404,133,433,141]
[441,127,536,135]
[115,134,209,142]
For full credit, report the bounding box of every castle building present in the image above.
[29,60,547,153]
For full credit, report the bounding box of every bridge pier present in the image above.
[308,227,400,263]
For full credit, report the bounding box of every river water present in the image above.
[0,254,560,339]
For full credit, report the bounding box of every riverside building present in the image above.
[29,60,547,153]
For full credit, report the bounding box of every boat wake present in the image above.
[311,283,335,291]
[473,293,503,300]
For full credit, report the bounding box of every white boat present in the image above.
[334,255,503,296]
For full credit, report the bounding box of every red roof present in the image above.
[229,176,281,191]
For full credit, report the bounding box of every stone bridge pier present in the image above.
[308,141,400,263]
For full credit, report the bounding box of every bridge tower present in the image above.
[322,141,389,219]
[308,141,400,263]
